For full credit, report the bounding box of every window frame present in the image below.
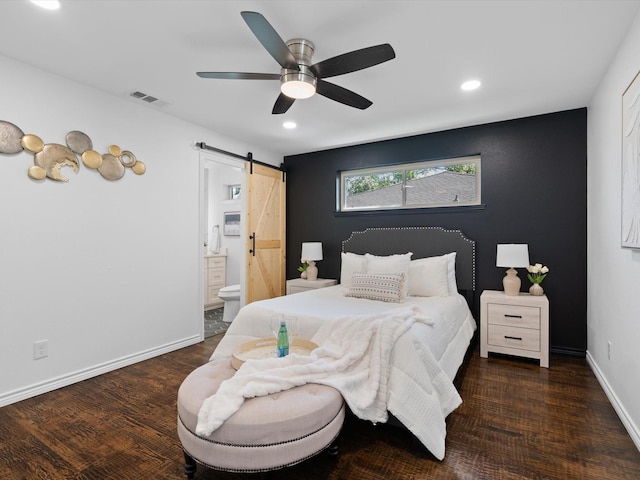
[338,155,481,213]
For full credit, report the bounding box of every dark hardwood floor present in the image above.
[1,334,639,480]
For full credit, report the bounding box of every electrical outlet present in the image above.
[34,340,48,359]
[607,341,612,360]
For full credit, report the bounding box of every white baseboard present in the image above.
[0,334,202,408]
[586,350,640,452]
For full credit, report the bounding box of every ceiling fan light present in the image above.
[281,80,316,99]
[281,65,317,99]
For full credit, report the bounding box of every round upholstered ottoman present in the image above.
[177,356,345,478]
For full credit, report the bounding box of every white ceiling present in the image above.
[1,0,638,158]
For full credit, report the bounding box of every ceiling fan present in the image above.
[197,11,396,114]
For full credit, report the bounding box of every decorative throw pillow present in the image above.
[408,254,450,297]
[364,252,412,296]
[340,252,368,288]
[346,272,406,303]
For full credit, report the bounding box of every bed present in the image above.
[209,226,477,460]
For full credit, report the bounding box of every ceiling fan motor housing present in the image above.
[281,38,317,98]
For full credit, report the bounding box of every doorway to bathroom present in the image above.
[200,152,246,337]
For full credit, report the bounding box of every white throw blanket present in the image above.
[196,305,433,437]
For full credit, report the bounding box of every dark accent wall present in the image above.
[284,109,587,355]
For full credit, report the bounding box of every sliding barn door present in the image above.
[246,163,286,303]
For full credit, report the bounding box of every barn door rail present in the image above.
[196,142,285,181]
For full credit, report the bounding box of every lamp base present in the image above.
[306,261,318,281]
[502,268,521,296]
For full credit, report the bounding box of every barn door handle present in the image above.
[249,232,256,256]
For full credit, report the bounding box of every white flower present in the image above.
[527,263,549,284]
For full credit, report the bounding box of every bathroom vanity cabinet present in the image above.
[205,255,226,309]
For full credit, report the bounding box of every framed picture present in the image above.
[223,211,241,236]
[622,70,640,249]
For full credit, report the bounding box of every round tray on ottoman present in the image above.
[231,337,319,369]
[177,356,345,478]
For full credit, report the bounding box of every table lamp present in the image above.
[301,242,323,281]
[496,244,530,296]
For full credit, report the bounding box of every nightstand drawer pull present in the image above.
[504,314,522,318]
[504,335,522,341]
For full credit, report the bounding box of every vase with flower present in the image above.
[527,263,549,296]
[297,260,309,279]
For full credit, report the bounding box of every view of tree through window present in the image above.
[340,156,480,211]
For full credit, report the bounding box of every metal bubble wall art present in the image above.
[0,120,146,182]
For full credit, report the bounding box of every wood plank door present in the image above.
[246,163,286,303]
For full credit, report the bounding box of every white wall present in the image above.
[587,10,640,449]
[0,54,280,406]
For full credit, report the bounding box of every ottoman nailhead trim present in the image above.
[183,429,342,474]
[178,404,344,449]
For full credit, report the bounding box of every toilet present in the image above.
[218,284,241,323]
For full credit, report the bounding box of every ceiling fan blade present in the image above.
[316,80,373,110]
[240,11,299,70]
[196,72,280,80]
[272,93,295,114]
[311,44,395,79]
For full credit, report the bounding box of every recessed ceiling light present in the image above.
[31,0,60,10]
[283,121,297,129]
[461,80,481,91]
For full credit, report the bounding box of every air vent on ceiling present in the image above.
[130,91,158,103]
[128,90,168,108]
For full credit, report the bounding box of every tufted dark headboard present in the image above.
[341,226,476,292]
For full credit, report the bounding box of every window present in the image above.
[228,184,241,200]
[339,155,481,212]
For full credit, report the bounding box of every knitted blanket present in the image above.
[196,305,431,435]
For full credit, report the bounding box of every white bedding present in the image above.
[211,285,476,460]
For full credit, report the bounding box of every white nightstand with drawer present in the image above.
[480,290,549,368]
[286,278,337,295]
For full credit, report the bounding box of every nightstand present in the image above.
[286,278,337,295]
[480,290,549,368]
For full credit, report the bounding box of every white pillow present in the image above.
[408,255,450,297]
[365,252,413,275]
[340,252,368,288]
[346,272,406,303]
[365,252,412,296]
[445,252,458,294]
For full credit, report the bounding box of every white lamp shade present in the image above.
[496,244,529,268]
[301,242,323,261]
